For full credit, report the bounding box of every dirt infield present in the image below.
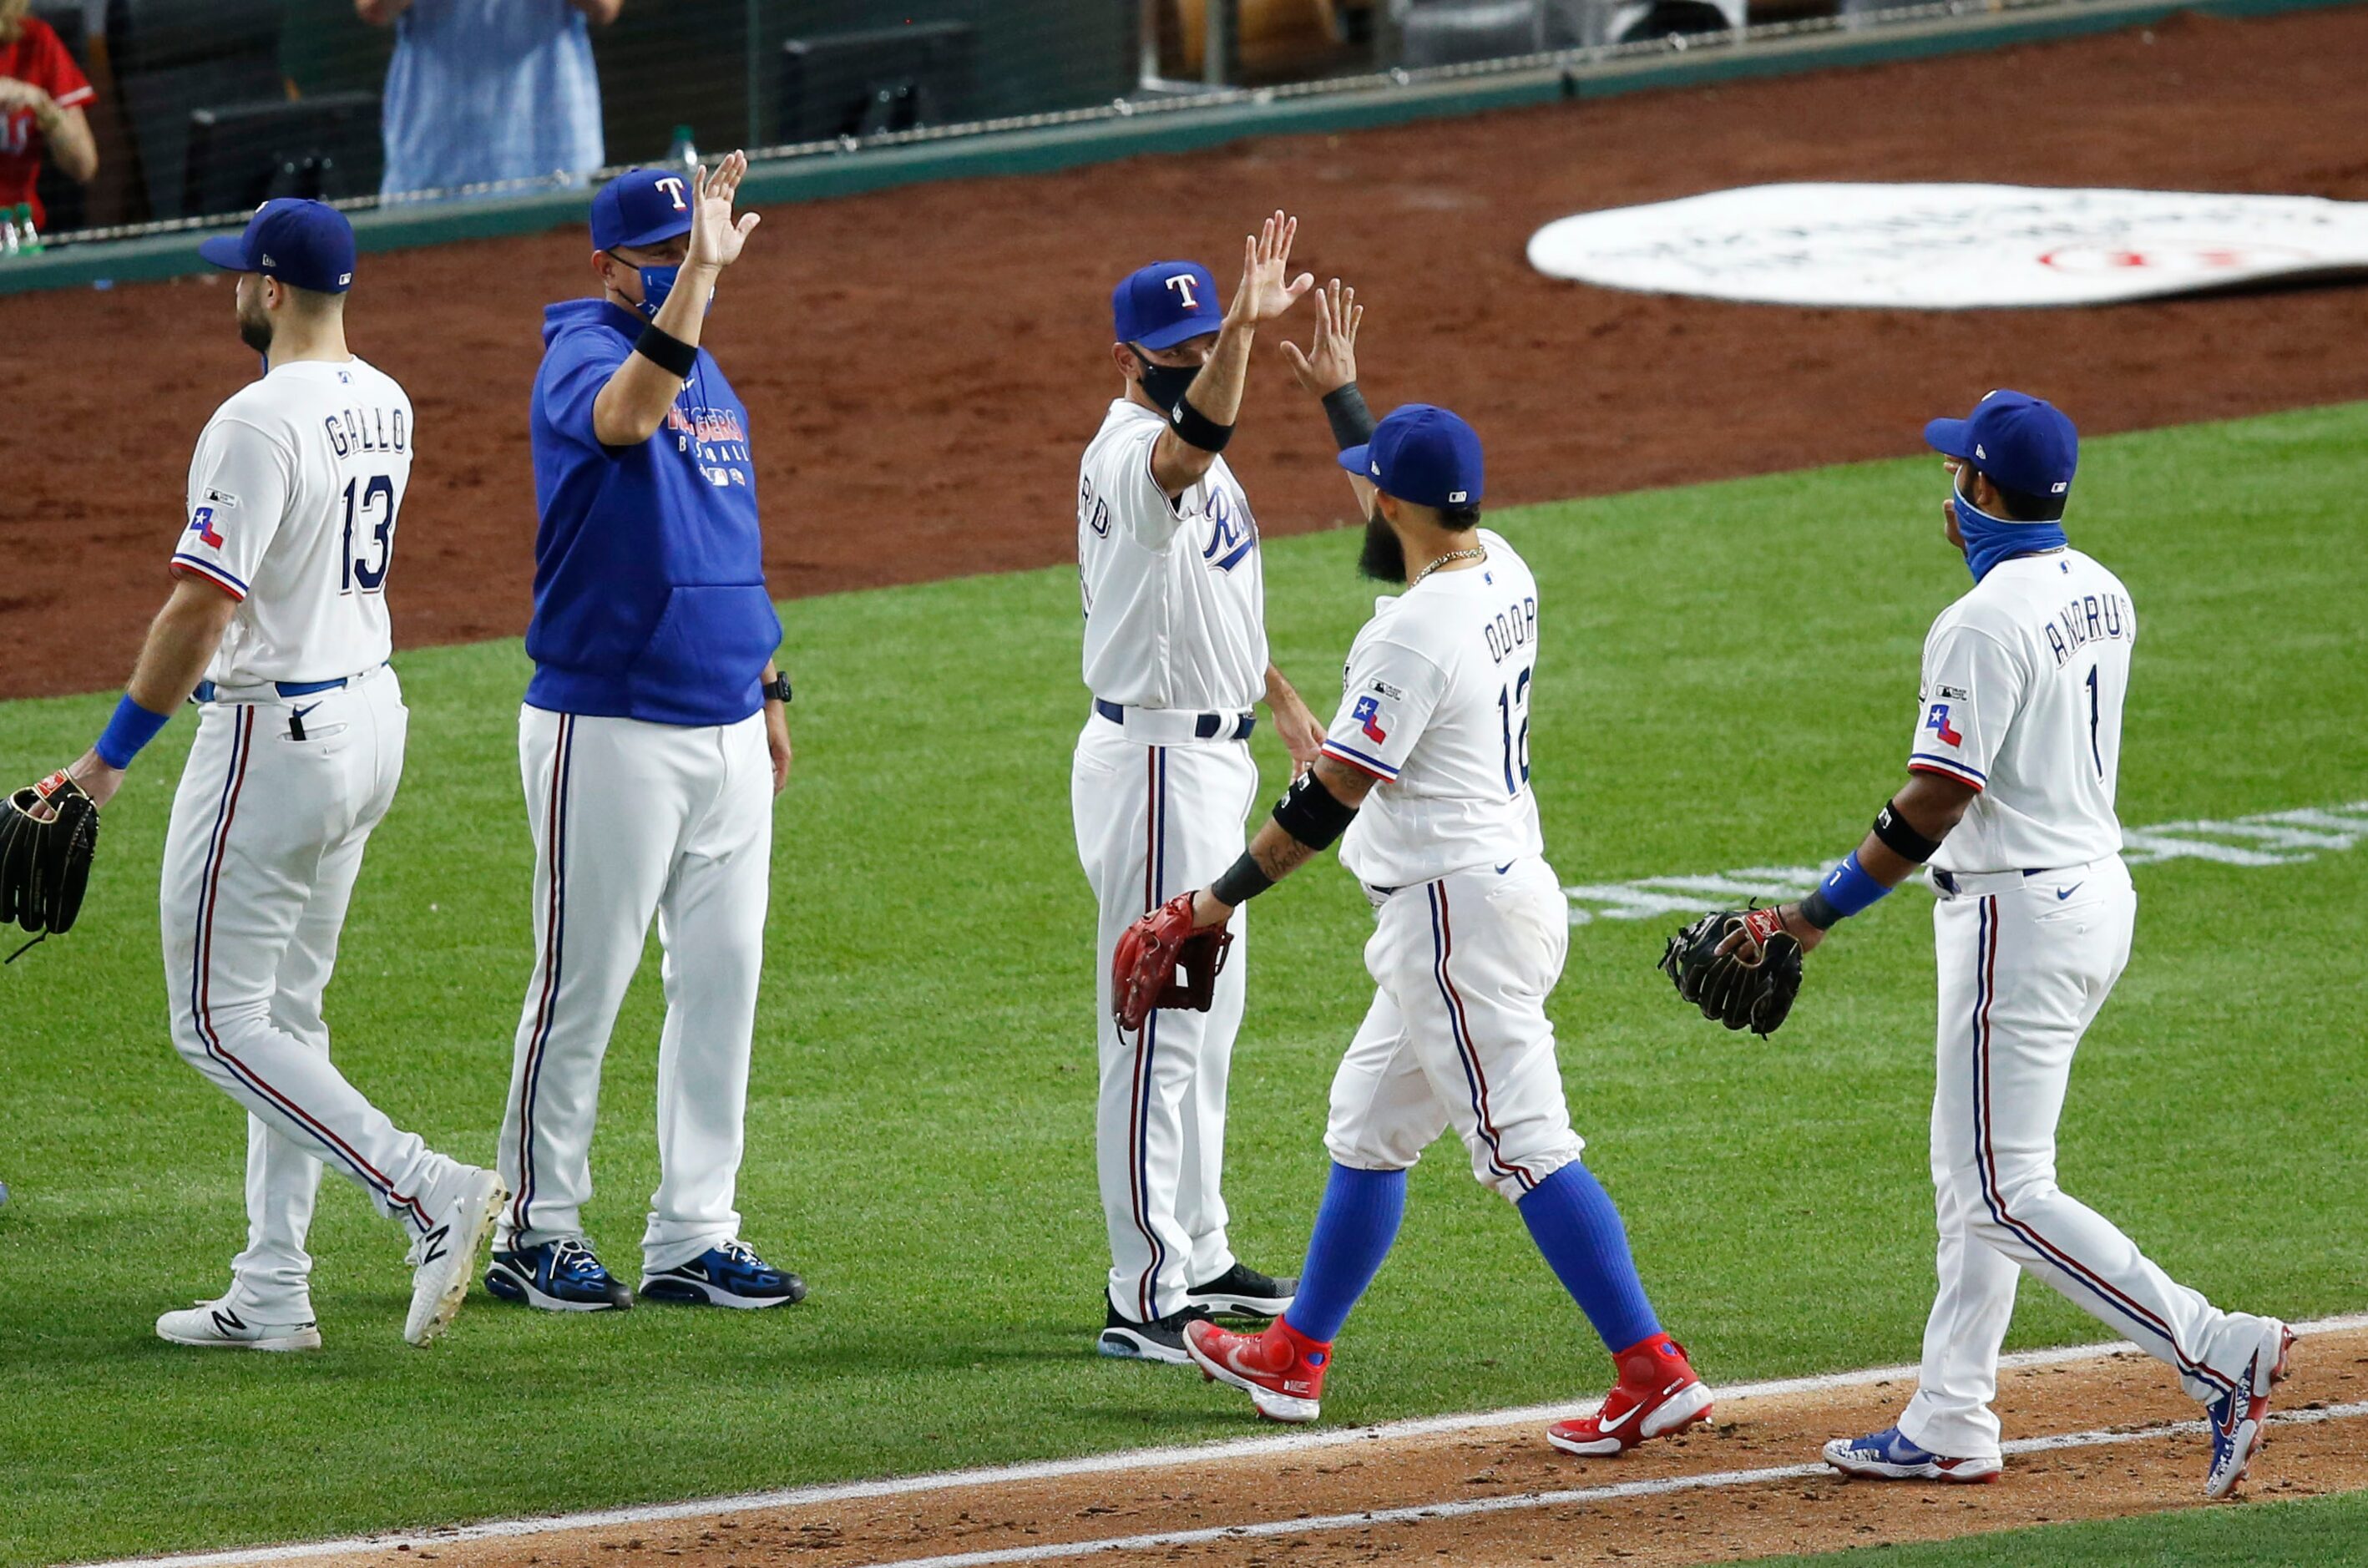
[6,7,2368,701]
[206,1323,2368,1568]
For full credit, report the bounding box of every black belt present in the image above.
[1092,698,1257,741]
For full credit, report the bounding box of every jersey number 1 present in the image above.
[341,475,397,594]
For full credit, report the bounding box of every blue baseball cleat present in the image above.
[2204,1320,2294,1500]
[640,1239,807,1309]
[486,1237,633,1312]
[1824,1426,2001,1484]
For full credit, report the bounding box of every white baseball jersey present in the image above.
[1076,398,1267,711]
[1908,548,2133,874]
[1320,531,1545,889]
[172,358,413,685]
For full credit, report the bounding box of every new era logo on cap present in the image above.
[1924,389,2078,501]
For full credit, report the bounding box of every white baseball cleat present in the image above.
[403,1166,506,1347]
[2204,1318,2295,1500]
[156,1297,322,1353]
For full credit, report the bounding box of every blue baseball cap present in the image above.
[197,200,356,294]
[1340,403,1485,510]
[1112,261,1222,350]
[590,168,698,253]
[1925,390,2077,503]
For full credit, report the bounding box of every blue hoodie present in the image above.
[525,298,781,726]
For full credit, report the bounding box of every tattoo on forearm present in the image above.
[1250,827,1318,883]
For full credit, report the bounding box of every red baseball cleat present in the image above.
[1185,1316,1330,1424]
[1546,1333,1713,1455]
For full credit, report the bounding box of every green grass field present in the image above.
[1752,1490,2368,1565]
[2,402,2363,1566]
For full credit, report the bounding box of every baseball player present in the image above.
[1728,392,2290,1496]
[40,200,503,1349]
[1075,214,1332,1362]
[492,156,800,1313]
[1131,286,1710,1449]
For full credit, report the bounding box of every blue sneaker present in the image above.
[485,1237,632,1312]
[1823,1426,2001,1484]
[2204,1320,2293,1500]
[640,1240,807,1309]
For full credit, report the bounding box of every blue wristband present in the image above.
[94,694,173,771]
[1814,850,1891,921]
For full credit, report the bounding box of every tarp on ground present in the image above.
[1526,184,2368,308]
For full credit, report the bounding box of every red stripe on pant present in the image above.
[1429,883,1532,1192]
[1968,894,2236,1396]
[191,706,433,1231]
[512,714,574,1234]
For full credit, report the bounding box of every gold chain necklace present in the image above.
[1409,546,1487,589]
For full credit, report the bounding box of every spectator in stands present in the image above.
[358,0,619,201]
[0,0,98,232]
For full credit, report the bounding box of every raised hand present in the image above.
[1282,277,1362,397]
[1226,210,1317,329]
[686,151,762,272]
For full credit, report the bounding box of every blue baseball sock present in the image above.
[1280,1163,1407,1344]
[1516,1161,1662,1353]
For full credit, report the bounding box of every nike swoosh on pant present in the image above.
[2057,883,2083,900]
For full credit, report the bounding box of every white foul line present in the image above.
[77,1314,2368,1568]
[851,1399,2368,1568]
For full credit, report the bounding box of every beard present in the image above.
[237,307,273,355]
[1357,510,1405,582]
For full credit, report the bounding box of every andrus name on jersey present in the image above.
[323,404,408,458]
[2044,590,2133,668]
[1484,594,1540,665]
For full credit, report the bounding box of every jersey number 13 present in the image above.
[341,475,397,595]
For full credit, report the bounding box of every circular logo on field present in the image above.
[1526,185,2368,309]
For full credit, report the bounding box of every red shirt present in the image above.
[0,18,94,230]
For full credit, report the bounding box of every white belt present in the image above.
[1930,854,2118,898]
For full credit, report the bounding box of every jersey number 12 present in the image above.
[341,475,397,595]
[1498,667,1532,796]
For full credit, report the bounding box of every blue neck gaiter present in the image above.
[1956,480,2067,581]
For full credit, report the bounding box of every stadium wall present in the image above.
[0,0,2349,298]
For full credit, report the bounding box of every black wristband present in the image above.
[1872,798,1944,863]
[1321,382,1377,453]
[1271,769,1359,852]
[634,321,698,379]
[1168,394,1235,453]
[1210,853,1277,909]
[1798,889,1843,931]
[763,674,792,706]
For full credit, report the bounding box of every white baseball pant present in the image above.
[1073,719,1257,1323]
[496,706,773,1273]
[1327,857,1586,1203]
[160,668,476,1318]
[1899,858,2280,1459]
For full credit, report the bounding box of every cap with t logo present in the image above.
[1112,261,1222,350]
[591,168,699,253]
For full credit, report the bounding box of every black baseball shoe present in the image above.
[1185,1262,1297,1319]
[639,1239,807,1308]
[1098,1302,1211,1363]
[486,1237,633,1312]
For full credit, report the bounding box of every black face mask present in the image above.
[1358,509,1405,583]
[1132,348,1200,413]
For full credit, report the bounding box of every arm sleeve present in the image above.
[1320,636,1448,784]
[170,418,292,602]
[1090,419,1187,552]
[538,329,635,455]
[1907,623,2026,792]
[37,27,94,109]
